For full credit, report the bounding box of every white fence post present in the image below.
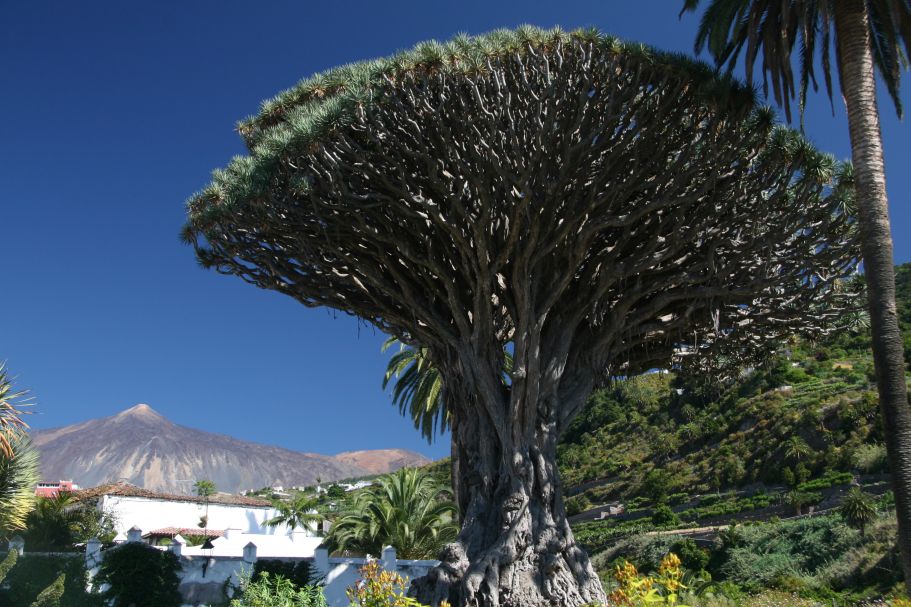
[314,546,330,578]
[381,546,397,573]
[85,537,102,568]
[243,541,257,564]
[170,535,185,557]
[127,526,142,543]
[8,536,24,556]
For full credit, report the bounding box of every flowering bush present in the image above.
[608,553,691,607]
[346,561,449,607]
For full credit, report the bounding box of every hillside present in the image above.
[549,267,909,600]
[554,263,911,507]
[30,404,430,493]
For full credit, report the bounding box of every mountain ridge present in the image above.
[30,404,431,494]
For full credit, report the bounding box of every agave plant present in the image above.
[0,435,39,536]
[0,363,31,459]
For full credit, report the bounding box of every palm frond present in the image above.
[0,436,39,534]
[683,0,911,119]
[0,364,32,459]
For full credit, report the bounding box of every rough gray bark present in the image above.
[834,1,911,593]
[410,379,604,607]
[185,33,860,606]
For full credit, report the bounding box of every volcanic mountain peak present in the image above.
[30,405,432,493]
[115,403,165,421]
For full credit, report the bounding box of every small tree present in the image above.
[194,479,216,497]
[92,543,181,607]
[841,487,877,536]
[265,492,322,532]
[784,436,812,463]
[184,28,859,606]
[786,490,822,515]
[651,504,681,527]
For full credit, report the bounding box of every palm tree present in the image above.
[784,436,813,462]
[0,436,39,536]
[841,486,878,536]
[382,338,447,443]
[193,479,216,498]
[265,492,322,533]
[382,338,514,443]
[681,1,911,592]
[326,468,457,559]
[0,363,31,459]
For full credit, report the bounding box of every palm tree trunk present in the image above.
[834,1,911,594]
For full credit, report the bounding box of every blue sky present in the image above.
[2,1,909,461]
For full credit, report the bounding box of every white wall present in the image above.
[99,495,308,536]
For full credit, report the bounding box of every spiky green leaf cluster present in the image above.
[326,467,457,559]
[682,0,911,122]
[0,436,39,535]
[184,26,759,236]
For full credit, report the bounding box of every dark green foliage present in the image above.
[840,488,878,536]
[326,468,457,559]
[642,470,676,502]
[717,516,860,591]
[786,490,823,515]
[30,574,65,607]
[23,495,116,552]
[651,504,681,527]
[252,560,316,589]
[92,543,181,607]
[325,485,345,500]
[600,515,864,593]
[673,538,710,572]
[0,554,101,607]
[230,572,327,607]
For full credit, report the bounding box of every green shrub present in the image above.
[252,560,317,589]
[231,571,327,607]
[673,538,710,572]
[852,443,888,473]
[0,554,101,607]
[652,504,681,527]
[92,543,180,607]
[797,470,854,491]
[30,574,65,607]
[565,494,592,517]
[716,516,861,590]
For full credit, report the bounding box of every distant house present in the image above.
[35,479,79,498]
[342,480,373,492]
[71,482,315,537]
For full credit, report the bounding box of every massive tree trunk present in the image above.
[411,379,606,607]
[835,0,911,594]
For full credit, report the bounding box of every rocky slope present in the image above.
[30,404,430,493]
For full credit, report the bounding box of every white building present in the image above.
[73,482,315,538]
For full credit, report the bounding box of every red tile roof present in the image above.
[143,527,225,538]
[71,482,272,507]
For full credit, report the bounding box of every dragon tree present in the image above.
[184,27,859,606]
